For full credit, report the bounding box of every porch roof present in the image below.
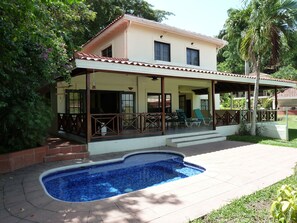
[73,52,297,92]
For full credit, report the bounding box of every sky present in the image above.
[146,0,244,37]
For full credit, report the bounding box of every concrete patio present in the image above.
[1,141,297,223]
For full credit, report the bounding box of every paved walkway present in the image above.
[1,141,297,223]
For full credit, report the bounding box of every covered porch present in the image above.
[52,53,296,145]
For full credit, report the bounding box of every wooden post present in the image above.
[211,80,216,130]
[161,77,166,135]
[86,70,91,143]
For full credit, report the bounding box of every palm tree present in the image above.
[240,0,297,135]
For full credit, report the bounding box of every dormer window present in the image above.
[154,41,170,62]
[187,48,200,66]
[102,45,112,57]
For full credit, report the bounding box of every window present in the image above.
[66,90,85,114]
[101,45,112,57]
[187,48,200,66]
[154,41,170,62]
[147,93,172,113]
[201,99,209,110]
[121,93,135,113]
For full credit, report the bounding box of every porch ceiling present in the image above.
[193,82,281,94]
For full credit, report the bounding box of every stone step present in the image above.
[46,145,87,156]
[166,131,226,148]
[44,151,89,163]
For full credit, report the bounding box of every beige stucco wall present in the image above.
[57,73,212,115]
[127,23,218,70]
[89,31,126,58]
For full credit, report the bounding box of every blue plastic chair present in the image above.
[176,109,200,127]
[194,108,212,126]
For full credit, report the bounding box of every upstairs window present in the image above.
[154,41,170,62]
[102,45,112,57]
[187,48,200,66]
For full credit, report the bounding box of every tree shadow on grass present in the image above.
[289,129,297,141]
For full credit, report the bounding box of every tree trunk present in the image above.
[245,60,250,109]
[251,58,260,136]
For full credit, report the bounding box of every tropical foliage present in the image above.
[80,0,173,45]
[0,0,170,152]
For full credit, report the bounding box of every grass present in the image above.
[191,175,297,223]
[192,115,297,223]
[228,115,297,148]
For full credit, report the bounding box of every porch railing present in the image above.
[91,113,166,139]
[240,110,277,123]
[57,110,278,139]
[57,113,86,135]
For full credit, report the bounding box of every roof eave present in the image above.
[74,59,296,88]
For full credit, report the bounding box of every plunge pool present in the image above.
[40,151,205,202]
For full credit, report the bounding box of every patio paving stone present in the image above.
[1,141,297,222]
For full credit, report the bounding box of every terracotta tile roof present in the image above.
[278,88,297,98]
[74,52,129,62]
[74,52,296,84]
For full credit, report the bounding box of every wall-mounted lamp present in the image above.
[128,87,133,91]
[151,76,158,81]
[191,42,194,45]
[160,35,163,39]
[92,82,96,89]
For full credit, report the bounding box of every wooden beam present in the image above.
[86,71,91,143]
[211,80,216,130]
[161,77,166,135]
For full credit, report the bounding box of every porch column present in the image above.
[211,80,216,130]
[161,77,166,135]
[274,86,278,121]
[86,70,91,143]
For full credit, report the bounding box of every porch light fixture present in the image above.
[128,87,133,90]
[92,82,96,89]
[191,42,194,45]
[160,35,163,39]
[151,76,158,81]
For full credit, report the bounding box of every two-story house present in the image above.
[53,14,296,154]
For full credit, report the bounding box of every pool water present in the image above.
[41,152,205,202]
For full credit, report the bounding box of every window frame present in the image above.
[101,45,112,57]
[65,90,86,114]
[200,99,209,110]
[154,41,171,62]
[147,93,172,113]
[186,47,200,66]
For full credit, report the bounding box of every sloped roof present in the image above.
[278,88,297,98]
[82,14,227,50]
[74,52,296,85]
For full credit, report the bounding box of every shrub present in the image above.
[270,184,297,223]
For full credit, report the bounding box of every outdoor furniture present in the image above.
[194,108,213,126]
[176,109,201,127]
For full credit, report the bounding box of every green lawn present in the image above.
[192,115,297,223]
[228,115,297,148]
